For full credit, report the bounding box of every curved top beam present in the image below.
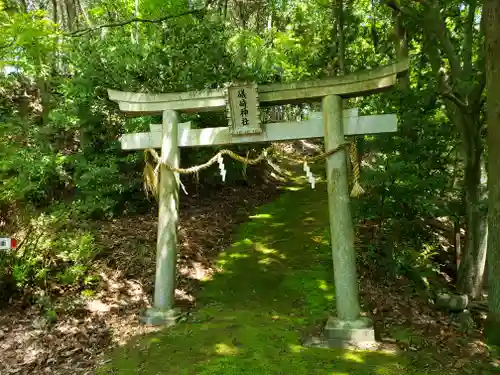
[107,59,409,115]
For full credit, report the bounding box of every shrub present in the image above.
[0,209,100,304]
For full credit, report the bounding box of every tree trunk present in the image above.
[64,0,77,31]
[17,0,27,12]
[457,142,487,299]
[76,0,90,26]
[421,29,486,298]
[425,40,486,299]
[337,0,345,75]
[392,8,409,89]
[454,219,461,270]
[51,0,58,23]
[485,0,500,346]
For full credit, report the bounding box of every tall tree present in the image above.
[485,0,500,345]
[386,0,487,299]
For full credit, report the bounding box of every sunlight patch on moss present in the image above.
[377,349,398,357]
[214,343,239,356]
[288,344,305,353]
[317,279,329,291]
[249,213,273,219]
[258,257,282,266]
[216,259,227,267]
[258,257,270,265]
[343,352,364,363]
[254,242,277,254]
[229,252,249,259]
[282,186,303,191]
[311,235,328,245]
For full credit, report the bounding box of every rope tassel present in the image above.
[349,139,364,198]
[143,149,160,200]
[218,154,227,182]
[303,162,316,189]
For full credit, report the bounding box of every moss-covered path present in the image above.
[98,179,496,375]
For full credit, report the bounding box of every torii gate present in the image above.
[108,59,409,347]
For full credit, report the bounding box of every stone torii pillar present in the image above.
[321,95,373,348]
[152,110,179,324]
[107,59,409,346]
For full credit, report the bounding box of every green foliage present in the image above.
[0,9,61,78]
[0,0,483,301]
[349,58,463,283]
[0,210,100,300]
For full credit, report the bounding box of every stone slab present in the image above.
[139,307,180,326]
[316,316,378,349]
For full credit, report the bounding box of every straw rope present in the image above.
[143,141,364,200]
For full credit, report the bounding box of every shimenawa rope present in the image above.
[143,141,364,200]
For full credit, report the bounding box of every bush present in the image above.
[0,209,100,304]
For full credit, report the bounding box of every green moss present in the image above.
[96,183,471,374]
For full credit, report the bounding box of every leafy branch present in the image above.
[66,0,215,37]
[384,0,422,21]
[0,40,15,50]
[423,2,462,81]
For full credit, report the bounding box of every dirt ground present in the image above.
[0,180,281,375]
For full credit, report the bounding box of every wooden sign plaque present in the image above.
[225,83,262,135]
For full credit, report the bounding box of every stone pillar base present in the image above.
[139,307,180,326]
[304,316,379,350]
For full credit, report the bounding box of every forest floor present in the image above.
[0,177,281,375]
[1,157,499,374]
